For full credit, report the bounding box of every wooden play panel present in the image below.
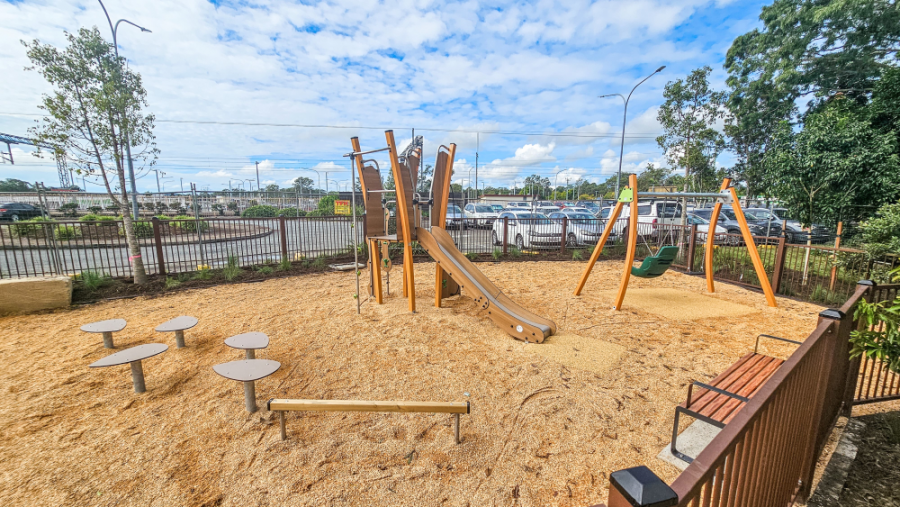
[524,332,625,375]
[600,288,760,320]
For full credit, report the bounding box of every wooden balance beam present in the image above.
[267,399,471,443]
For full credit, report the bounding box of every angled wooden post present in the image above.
[385,130,416,313]
[574,202,622,296]
[613,174,639,310]
[434,144,456,308]
[771,235,787,295]
[729,187,778,307]
[704,178,730,293]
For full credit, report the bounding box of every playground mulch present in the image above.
[0,261,824,506]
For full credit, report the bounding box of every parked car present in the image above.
[691,207,779,243]
[504,202,532,210]
[0,203,42,222]
[491,211,563,250]
[597,200,685,238]
[534,205,563,216]
[686,213,729,243]
[746,208,830,244]
[576,201,602,214]
[547,211,606,247]
[463,203,499,227]
[445,205,467,228]
[489,204,504,213]
[560,206,595,216]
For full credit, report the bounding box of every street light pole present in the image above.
[255,161,260,190]
[600,65,666,198]
[99,0,151,220]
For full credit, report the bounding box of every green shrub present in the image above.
[59,202,79,217]
[509,247,522,258]
[465,252,478,261]
[211,203,225,216]
[492,248,503,261]
[222,254,242,281]
[192,269,212,281]
[241,205,279,218]
[316,195,336,215]
[810,285,844,305]
[54,225,79,241]
[572,249,584,261]
[312,254,327,269]
[306,210,325,217]
[87,206,103,214]
[79,213,103,222]
[81,270,111,291]
[11,217,55,237]
[256,266,274,274]
[278,257,292,271]
[120,220,154,238]
[171,215,210,233]
[164,277,181,289]
[278,207,306,217]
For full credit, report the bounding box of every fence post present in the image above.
[604,466,677,507]
[502,217,509,254]
[560,216,568,255]
[829,221,843,291]
[279,216,288,260]
[686,224,697,272]
[151,217,166,276]
[771,235,787,295]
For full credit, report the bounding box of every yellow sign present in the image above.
[334,200,351,215]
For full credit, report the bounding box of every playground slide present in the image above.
[416,227,557,343]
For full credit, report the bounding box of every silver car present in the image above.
[492,211,563,250]
[548,212,606,247]
[464,203,499,228]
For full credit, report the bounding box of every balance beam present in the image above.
[267,399,470,443]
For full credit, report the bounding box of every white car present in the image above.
[445,205,467,228]
[504,202,532,210]
[491,211,563,250]
[561,206,595,216]
[687,213,729,243]
[534,205,562,216]
[547,211,607,247]
[463,203,499,227]
[598,200,685,238]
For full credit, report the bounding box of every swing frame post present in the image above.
[613,174,640,310]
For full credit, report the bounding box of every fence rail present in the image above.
[0,215,894,309]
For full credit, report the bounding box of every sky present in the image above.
[0,0,768,194]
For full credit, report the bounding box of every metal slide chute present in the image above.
[416,226,557,343]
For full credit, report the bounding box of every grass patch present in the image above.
[492,248,503,261]
[509,247,522,258]
[192,269,212,281]
[54,225,80,241]
[312,254,327,270]
[256,266,274,274]
[465,252,478,261]
[81,270,111,291]
[164,277,181,289]
[222,254,242,281]
[572,249,584,261]
[278,256,292,271]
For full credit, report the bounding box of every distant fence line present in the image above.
[0,215,894,308]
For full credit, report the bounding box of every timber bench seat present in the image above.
[267,399,471,443]
[671,334,801,463]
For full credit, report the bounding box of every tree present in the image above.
[726,0,900,112]
[24,28,157,284]
[263,183,280,192]
[0,179,35,192]
[289,176,314,193]
[523,174,550,197]
[765,97,900,227]
[657,67,727,193]
[636,164,674,191]
[417,164,433,193]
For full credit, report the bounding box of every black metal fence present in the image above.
[1,215,894,307]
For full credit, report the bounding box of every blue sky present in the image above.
[0,0,768,193]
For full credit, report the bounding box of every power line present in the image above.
[0,111,663,138]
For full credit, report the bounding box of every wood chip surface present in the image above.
[0,261,824,506]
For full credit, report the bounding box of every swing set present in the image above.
[574,174,777,310]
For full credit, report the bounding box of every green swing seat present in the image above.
[631,246,680,278]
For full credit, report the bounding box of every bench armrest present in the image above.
[687,381,750,408]
[754,334,802,354]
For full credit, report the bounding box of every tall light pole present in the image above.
[99,0,151,220]
[600,65,666,198]
[554,168,568,200]
[255,161,260,190]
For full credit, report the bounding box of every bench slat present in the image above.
[683,354,784,424]
[268,399,470,414]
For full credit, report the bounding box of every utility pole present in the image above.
[475,133,479,200]
[154,168,161,192]
[255,161,260,190]
[180,177,184,192]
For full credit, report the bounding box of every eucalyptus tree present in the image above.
[24,27,158,284]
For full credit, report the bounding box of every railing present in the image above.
[598,282,876,507]
[851,282,900,405]
[0,215,893,309]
